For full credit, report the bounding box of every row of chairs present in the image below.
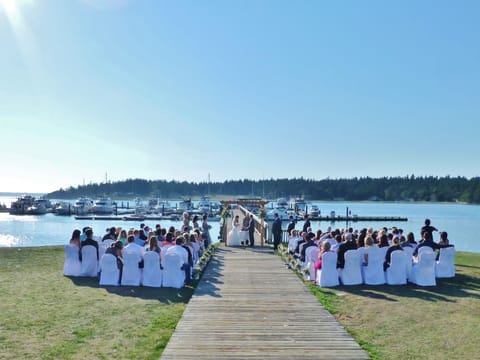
[63,245,186,288]
[311,246,455,287]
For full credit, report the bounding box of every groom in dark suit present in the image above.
[248,214,255,247]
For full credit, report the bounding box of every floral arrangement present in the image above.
[193,245,216,280]
[259,206,267,219]
[220,207,231,220]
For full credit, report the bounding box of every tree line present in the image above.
[47,176,480,203]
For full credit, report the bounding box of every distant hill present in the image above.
[46,176,480,203]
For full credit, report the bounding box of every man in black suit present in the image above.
[271,213,282,251]
[248,214,255,247]
[337,233,357,269]
[302,214,311,233]
[81,228,99,260]
[286,215,295,235]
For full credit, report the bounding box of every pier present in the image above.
[161,209,369,359]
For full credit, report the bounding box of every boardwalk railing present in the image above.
[236,205,267,246]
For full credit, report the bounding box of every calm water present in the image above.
[0,196,479,253]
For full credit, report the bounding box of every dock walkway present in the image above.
[160,216,369,359]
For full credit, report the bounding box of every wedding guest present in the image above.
[201,214,212,248]
[302,214,311,233]
[105,240,124,272]
[383,237,403,271]
[192,215,200,230]
[337,232,357,269]
[81,228,99,260]
[421,219,438,241]
[118,229,128,246]
[362,236,378,265]
[69,229,81,249]
[271,213,283,251]
[287,215,296,235]
[314,241,333,275]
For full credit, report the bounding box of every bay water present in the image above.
[0,195,479,253]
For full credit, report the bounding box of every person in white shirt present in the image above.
[124,235,144,258]
[166,236,191,283]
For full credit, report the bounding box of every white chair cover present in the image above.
[436,246,455,278]
[356,247,366,266]
[163,252,185,288]
[412,252,437,286]
[80,245,98,277]
[102,239,114,248]
[306,247,319,281]
[385,250,407,285]
[362,247,385,285]
[99,254,120,286]
[63,245,82,276]
[142,251,162,287]
[418,246,434,256]
[121,251,142,286]
[316,251,339,287]
[340,250,363,285]
[402,246,414,282]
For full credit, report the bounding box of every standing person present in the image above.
[271,213,282,251]
[286,215,295,235]
[302,214,311,233]
[248,214,255,247]
[201,214,211,248]
[421,219,438,242]
[241,212,251,244]
[228,215,241,246]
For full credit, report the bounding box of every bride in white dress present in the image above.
[228,215,241,246]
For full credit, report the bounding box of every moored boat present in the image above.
[72,197,94,215]
[91,196,115,214]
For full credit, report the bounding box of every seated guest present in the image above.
[437,231,454,260]
[105,240,124,273]
[401,232,417,248]
[383,237,403,271]
[294,232,307,259]
[314,241,333,274]
[166,236,191,284]
[118,229,128,246]
[69,229,81,249]
[81,228,99,260]
[102,227,117,242]
[413,231,452,257]
[124,235,144,258]
[337,232,357,269]
[300,232,316,262]
[147,236,161,254]
[362,236,378,265]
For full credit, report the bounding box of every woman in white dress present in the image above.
[228,215,241,246]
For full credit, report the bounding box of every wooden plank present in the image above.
[160,241,369,359]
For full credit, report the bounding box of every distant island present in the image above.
[46,176,480,204]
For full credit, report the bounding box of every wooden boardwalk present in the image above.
[161,242,369,358]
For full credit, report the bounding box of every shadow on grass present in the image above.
[333,272,480,302]
[65,249,227,304]
[66,276,195,304]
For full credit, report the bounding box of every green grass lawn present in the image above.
[0,246,195,360]
[306,252,480,360]
[1,246,479,360]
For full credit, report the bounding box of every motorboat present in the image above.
[73,197,94,215]
[26,198,51,215]
[266,207,296,221]
[306,204,320,217]
[178,198,193,212]
[197,196,212,214]
[289,196,307,211]
[276,197,289,210]
[55,201,72,216]
[91,196,114,214]
[9,195,35,215]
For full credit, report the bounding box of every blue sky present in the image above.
[1,0,479,193]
